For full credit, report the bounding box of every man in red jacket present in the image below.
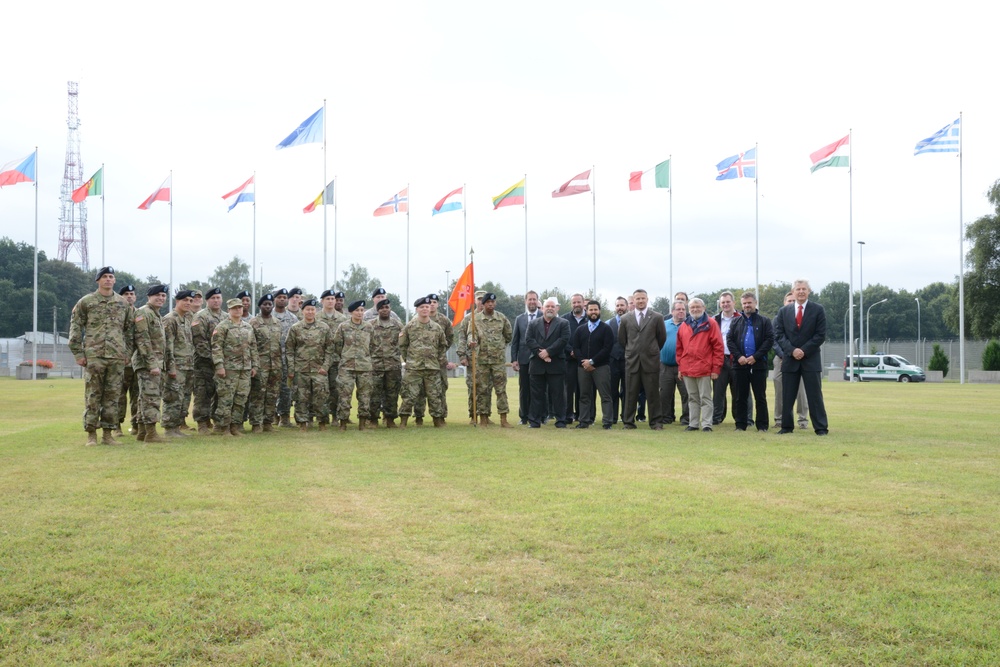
[676,297,724,432]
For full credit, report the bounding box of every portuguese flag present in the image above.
[72,167,103,203]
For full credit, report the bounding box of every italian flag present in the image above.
[810,135,849,173]
[629,159,670,190]
[71,167,103,203]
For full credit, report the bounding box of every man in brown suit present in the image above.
[617,289,667,430]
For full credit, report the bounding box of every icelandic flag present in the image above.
[432,186,463,216]
[0,152,36,187]
[222,176,255,211]
[276,106,324,150]
[915,118,960,155]
[374,187,408,217]
[716,148,756,180]
[138,174,171,209]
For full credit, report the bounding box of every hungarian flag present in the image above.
[809,135,850,173]
[138,174,171,209]
[72,167,103,203]
[448,262,475,327]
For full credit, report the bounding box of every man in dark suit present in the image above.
[563,293,587,424]
[606,297,628,425]
[773,279,829,435]
[570,300,616,429]
[727,291,774,432]
[617,289,667,430]
[509,290,540,425]
[526,297,571,428]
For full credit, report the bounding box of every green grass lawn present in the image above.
[1,377,998,666]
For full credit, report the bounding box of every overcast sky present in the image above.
[2,0,997,308]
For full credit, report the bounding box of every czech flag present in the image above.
[0,152,36,187]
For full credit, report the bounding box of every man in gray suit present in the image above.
[509,290,540,425]
[617,289,667,430]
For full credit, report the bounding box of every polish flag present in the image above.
[138,175,171,210]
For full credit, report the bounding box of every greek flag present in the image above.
[914,117,960,155]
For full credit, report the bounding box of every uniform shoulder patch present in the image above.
[135,315,144,322]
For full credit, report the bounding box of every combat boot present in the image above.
[399,415,408,428]
[366,418,377,430]
[113,426,124,438]
[414,417,424,426]
[102,429,121,445]
[262,422,274,432]
[479,415,492,428]
[143,424,167,443]
[163,426,184,438]
[281,415,296,428]
[211,425,227,436]
[384,417,396,428]
[127,423,137,436]
[136,422,147,440]
[179,421,193,431]
[299,422,308,433]
[229,424,243,437]
[358,418,367,431]
[251,424,263,434]
[500,414,512,428]
[317,421,327,432]
[198,421,212,435]
[433,417,445,427]
[86,429,98,446]
[339,420,348,432]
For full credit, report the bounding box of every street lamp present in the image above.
[857,241,866,352]
[914,297,921,366]
[866,298,888,353]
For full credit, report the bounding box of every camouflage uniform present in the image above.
[274,309,300,420]
[286,319,334,424]
[211,318,258,429]
[332,319,375,421]
[363,306,402,324]
[191,307,223,425]
[414,311,454,420]
[118,362,139,431]
[455,311,477,417]
[69,290,135,432]
[162,310,195,428]
[132,303,166,426]
[370,316,404,420]
[249,314,282,427]
[469,310,513,416]
[399,318,448,419]
[319,309,348,421]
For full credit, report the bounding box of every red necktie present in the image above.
[796,304,803,328]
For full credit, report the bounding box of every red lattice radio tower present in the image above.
[57,81,89,270]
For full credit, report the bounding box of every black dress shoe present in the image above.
[574,423,589,429]
[623,424,637,430]
[734,426,747,431]
[602,424,612,430]
[554,422,567,429]
[651,424,663,430]
[777,429,793,434]
[757,428,769,433]
[518,419,527,425]
[528,423,541,429]
[816,430,829,436]
[684,426,698,432]
[702,427,713,432]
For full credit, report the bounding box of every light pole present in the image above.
[866,298,888,353]
[844,304,857,359]
[857,241,865,353]
[445,270,451,319]
[914,297,921,366]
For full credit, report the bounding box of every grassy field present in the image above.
[1,377,998,666]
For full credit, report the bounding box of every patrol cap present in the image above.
[175,289,195,301]
[371,287,386,298]
[191,289,203,298]
[258,293,274,307]
[347,300,366,313]
[205,287,222,298]
[302,298,318,308]
[333,291,345,299]
[235,290,251,299]
[413,296,432,308]
[274,288,289,297]
[226,298,243,310]
[377,299,391,309]
[475,290,486,299]
[147,284,168,297]
[482,292,497,302]
[94,266,115,281]
[288,287,304,297]
[321,289,334,299]
[427,293,440,302]
[118,284,135,295]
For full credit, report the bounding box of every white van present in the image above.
[843,355,926,382]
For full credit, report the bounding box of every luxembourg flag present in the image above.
[222,175,255,211]
[431,186,463,216]
[0,152,36,187]
[138,174,171,210]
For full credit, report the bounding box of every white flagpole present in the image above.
[848,130,855,381]
[958,111,965,384]
[32,147,38,380]
[406,183,411,322]
[669,155,673,301]
[169,169,174,312]
[252,170,257,316]
[755,142,760,301]
[592,165,597,296]
[523,173,528,295]
[322,99,328,290]
[462,183,467,272]
[101,163,106,267]
[333,175,338,289]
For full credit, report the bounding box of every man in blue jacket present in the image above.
[727,292,774,432]
[659,299,690,426]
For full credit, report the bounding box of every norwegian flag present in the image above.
[716,147,756,181]
[373,187,408,216]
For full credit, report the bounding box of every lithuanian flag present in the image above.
[492,178,525,210]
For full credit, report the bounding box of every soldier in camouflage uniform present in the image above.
[69,266,135,446]
[115,283,140,436]
[236,290,252,321]
[413,293,455,424]
[456,290,486,424]
[132,284,168,443]
[249,293,283,433]
[191,287,224,433]
[319,289,348,424]
[398,296,448,427]
[370,299,403,427]
[332,300,375,430]
[161,290,196,438]
[287,287,305,322]
[286,298,334,430]
[211,298,258,436]
[467,292,513,427]
[272,288,299,426]
[363,287,403,323]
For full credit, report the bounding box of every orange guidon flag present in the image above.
[448,262,475,327]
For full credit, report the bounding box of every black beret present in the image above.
[333,291,345,299]
[302,298,318,308]
[235,290,251,299]
[377,299,391,309]
[94,266,115,281]
[274,288,289,297]
[321,289,334,299]
[482,292,497,302]
[347,300,365,313]
[175,289,195,301]
[289,287,304,297]
[147,284,168,297]
[413,296,432,308]
[371,287,386,298]
[427,293,440,301]
[205,287,222,298]
[258,293,273,307]
[118,284,135,295]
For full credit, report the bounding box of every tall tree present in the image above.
[958,179,1000,338]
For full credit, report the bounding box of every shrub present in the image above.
[19,359,54,369]
[983,340,1000,372]
[928,344,949,378]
